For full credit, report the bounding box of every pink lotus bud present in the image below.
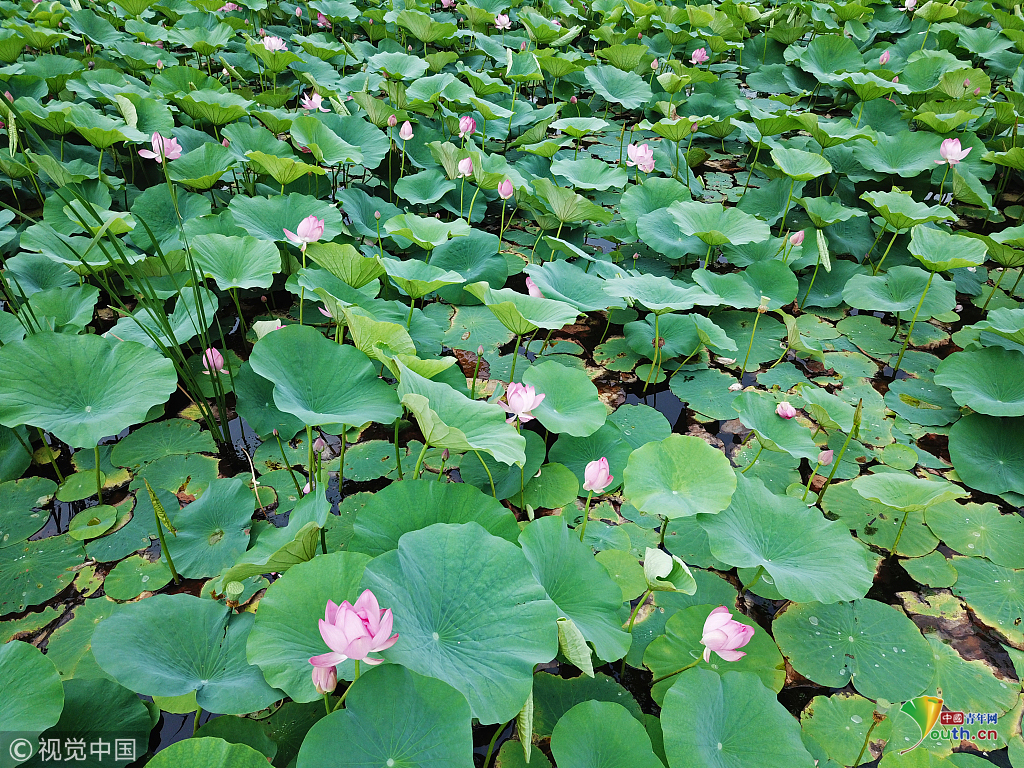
[308,589,399,668]
[651,59,658,69]
[498,178,514,199]
[501,382,545,423]
[457,157,473,177]
[222,138,229,147]
[399,121,414,141]
[789,230,805,247]
[892,76,898,83]
[905,0,916,9]
[296,6,301,16]
[525,276,543,298]
[477,345,484,355]
[570,95,577,104]
[818,449,834,466]
[879,50,890,66]
[388,114,397,127]
[583,457,613,493]
[317,12,328,26]
[313,437,328,454]
[202,348,228,374]
[963,78,971,88]
[374,210,381,220]
[312,665,337,695]
[700,606,754,662]
[156,59,163,69]
[775,401,798,419]
[974,87,981,96]
[442,448,450,461]
[520,41,527,50]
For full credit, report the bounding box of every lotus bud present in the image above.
[583,457,613,493]
[651,58,658,69]
[879,50,890,65]
[156,59,163,69]
[457,157,473,177]
[387,114,397,127]
[892,76,898,83]
[904,0,916,8]
[296,6,301,15]
[963,78,971,88]
[570,95,577,103]
[261,295,267,302]
[312,665,337,695]
[498,178,514,199]
[374,210,381,220]
[222,137,229,147]
[442,448,450,461]
[974,87,981,96]
[273,429,279,436]
[818,449,834,466]
[520,41,527,50]
[399,121,413,141]
[201,347,228,374]
[775,401,798,419]
[637,32,642,39]
[789,230,805,247]
[313,437,328,454]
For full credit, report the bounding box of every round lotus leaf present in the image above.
[296,665,474,768]
[103,554,172,600]
[700,476,879,603]
[662,668,815,768]
[818,479,938,557]
[934,347,1024,417]
[160,477,253,579]
[67,504,117,541]
[548,424,632,494]
[884,379,961,427]
[362,522,558,724]
[800,693,894,767]
[532,671,643,738]
[607,404,671,449]
[668,200,772,247]
[92,593,281,715]
[0,534,86,616]
[949,556,1024,646]
[550,700,663,768]
[0,640,64,765]
[246,551,371,701]
[584,64,653,110]
[670,368,742,420]
[948,414,1024,496]
[109,418,217,470]
[773,599,935,702]
[925,500,1024,568]
[461,429,546,501]
[227,192,344,244]
[0,476,56,550]
[524,259,618,313]
[843,266,956,319]
[623,434,737,519]
[194,714,277,761]
[595,549,647,602]
[249,324,401,429]
[233,362,306,440]
[771,146,833,180]
[520,360,606,437]
[644,605,785,705]
[43,597,118,682]
[148,738,271,768]
[909,225,988,273]
[924,634,1019,718]
[348,479,519,556]
[0,333,177,449]
[852,472,966,512]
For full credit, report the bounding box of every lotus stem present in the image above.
[642,313,661,392]
[740,564,766,595]
[852,715,884,767]
[467,184,481,222]
[801,461,823,501]
[407,298,415,329]
[872,229,901,276]
[306,425,315,493]
[777,178,795,236]
[193,705,201,736]
[579,490,594,541]
[509,333,523,382]
[799,252,822,310]
[394,419,404,480]
[339,428,346,498]
[816,401,861,505]
[981,267,1007,311]
[473,450,496,497]
[741,143,761,195]
[470,350,484,399]
[482,721,507,768]
[893,270,935,375]
[938,163,951,201]
[276,431,304,498]
[37,428,64,484]
[412,441,430,479]
[740,443,764,473]
[619,586,653,675]
[94,444,102,504]
[890,510,912,556]
[649,657,700,685]
[741,311,761,374]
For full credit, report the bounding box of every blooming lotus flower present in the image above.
[262,36,287,51]
[218,1,239,9]
[138,132,182,163]
[691,47,709,65]
[905,0,916,8]
[317,11,329,26]
[789,230,805,247]
[498,178,514,200]
[501,382,545,423]
[525,276,543,298]
[459,115,477,138]
[399,121,414,141]
[583,457,613,493]
[441,0,454,7]
[309,590,399,668]
[312,664,337,695]
[818,449,834,466]
[284,215,325,249]
[937,137,971,165]
[457,157,473,178]
[387,113,397,128]
[776,401,798,419]
[626,143,655,173]
[701,606,755,662]
[495,13,511,29]
[879,50,890,66]
[202,347,228,375]
[300,92,328,112]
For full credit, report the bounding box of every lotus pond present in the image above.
[3,0,1024,765]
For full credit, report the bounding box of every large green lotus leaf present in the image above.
[0,333,176,450]
[948,414,1024,496]
[584,64,652,109]
[852,132,944,177]
[384,213,471,250]
[691,270,759,308]
[0,641,63,767]
[548,423,632,493]
[246,551,370,702]
[0,534,86,616]
[227,193,344,243]
[884,378,961,427]
[773,599,935,702]
[306,243,384,290]
[0,425,31,483]
[798,196,867,228]
[851,472,966,512]
[361,522,559,724]
[92,593,281,715]
[603,274,717,313]
[533,672,644,738]
[771,146,833,180]
[923,634,1019,719]
[531,178,613,226]
[551,157,628,191]
[644,605,785,706]
[397,360,525,466]
[619,176,691,234]
[167,142,237,189]
[859,190,956,231]
[925,500,1024,568]
[966,307,1024,352]
[524,258,620,312]
[733,391,819,462]
[249,324,401,429]
[797,33,864,81]
[668,200,771,247]
[110,418,216,469]
[934,347,1024,417]
[843,266,955,319]
[817,480,938,558]
[800,694,895,768]
[296,665,473,768]
[348,479,519,556]
[394,168,456,206]
[289,114,363,166]
[950,556,1024,646]
[0,476,56,550]
[381,257,464,299]
[908,225,988,272]
[232,362,306,440]
[465,281,580,335]
[521,360,606,437]
[190,234,281,291]
[662,668,814,768]
[698,476,879,603]
[622,434,737,519]
[670,369,742,421]
[520,516,631,663]
[550,701,663,768]
[429,229,506,304]
[162,477,254,579]
[147,738,271,768]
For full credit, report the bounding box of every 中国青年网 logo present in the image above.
[899,696,999,754]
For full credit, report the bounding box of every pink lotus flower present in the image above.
[295,6,302,15]
[387,114,398,128]
[701,606,755,662]
[520,41,527,51]
[300,92,328,112]
[441,0,454,7]
[905,0,916,8]
[501,382,545,423]
[937,137,971,165]
[879,50,890,66]
[262,36,287,51]
[202,347,228,374]
[776,401,797,419]
[789,230,804,247]
[570,95,577,104]
[218,2,239,9]
[818,449,834,466]
[317,12,329,26]
[138,132,182,163]
[626,143,655,173]
[312,664,337,694]
[498,178,514,200]
[222,138,230,147]
[583,457,613,493]
[459,115,477,138]
[525,276,543,298]
[457,157,473,177]
[284,215,325,249]
[651,58,658,69]
[691,47,709,65]
[495,13,511,30]
[309,590,399,668]
[399,121,414,141]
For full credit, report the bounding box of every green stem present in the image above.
[872,229,901,275]
[801,462,823,501]
[650,657,700,685]
[277,432,304,497]
[37,428,64,483]
[893,270,934,375]
[852,717,883,768]
[331,680,355,711]
[153,498,181,586]
[324,693,331,716]
[777,178,795,236]
[740,443,764,473]
[890,510,911,555]
[626,588,651,634]
[740,564,765,595]
[579,490,594,541]
[193,705,201,736]
[799,253,822,310]
[740,311,761,375]
[354,659,360,680]
[482,721,507,768]
[467,184,481,222]
[394,419,404,479]
[509,333,522,382]
[741,143,761,195]
[412,441,430,479]
[642,313,661,392]
[816,418,858,505]
[94,444,102,504]
[938,163,951,201]
[473,450,497,497]
[981,267,1007,311]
